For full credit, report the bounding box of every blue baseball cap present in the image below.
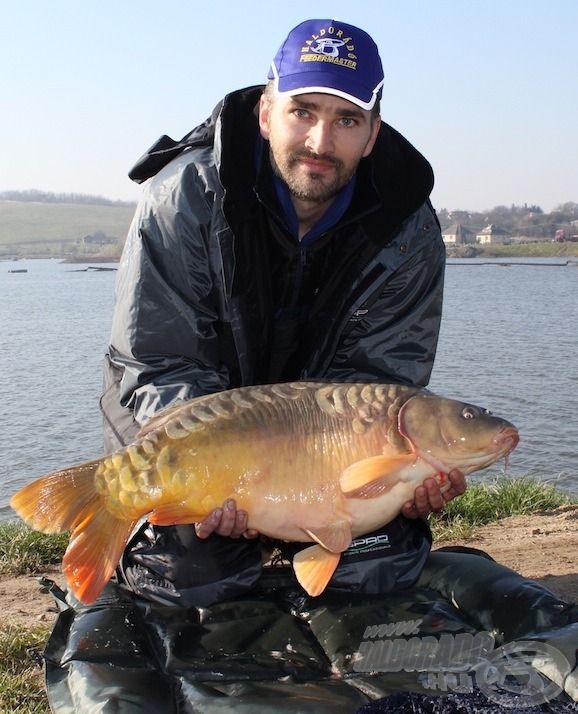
[268,19,384,111]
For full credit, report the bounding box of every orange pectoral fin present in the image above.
[339,455,415,498]
[293,545,341,597]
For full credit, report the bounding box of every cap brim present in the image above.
[272,68,382,111]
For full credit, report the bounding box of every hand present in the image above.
[194,499,259,540]
[401,469,467,519]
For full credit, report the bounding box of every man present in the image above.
[101,19,465,607]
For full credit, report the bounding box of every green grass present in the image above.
[0,201,134,245]
[457,242,578,259]
[0,625,51,714]
[430,474,578,541]
[0,200,134,260]
[0,522,68,577]
[0,524,65,713]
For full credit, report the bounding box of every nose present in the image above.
[305,121,335,155]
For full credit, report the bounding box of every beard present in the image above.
[269,146,354,204]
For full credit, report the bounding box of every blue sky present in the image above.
[2,0,576,212]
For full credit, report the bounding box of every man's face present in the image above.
[259,92,381,205]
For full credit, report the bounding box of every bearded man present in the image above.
[101,18,466,607]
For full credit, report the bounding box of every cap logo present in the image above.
[301,26,357,70]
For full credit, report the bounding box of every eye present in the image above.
[339,117,357,127]
[462,407,476,419]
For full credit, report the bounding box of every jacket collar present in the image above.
[216,86,434,229]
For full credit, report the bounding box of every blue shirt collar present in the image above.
[273,173,356,246]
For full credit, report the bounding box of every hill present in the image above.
[2,191,578,261]
[0,194,136,260]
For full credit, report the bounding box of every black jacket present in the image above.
[100,86,444,606]
[102,86,445,449]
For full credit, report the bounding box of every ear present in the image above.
[258,94,271,141]
[362,116,381,158]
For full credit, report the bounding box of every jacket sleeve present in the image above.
[323,202,445,387]
[102,153,233,448]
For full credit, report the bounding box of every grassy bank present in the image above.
[429,474,577,540]
[0,201,134,244]
[447,242,578,259]
[0,626,50,714]
[1,475,577,713]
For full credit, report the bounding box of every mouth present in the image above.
[293,150,339,174]
[494,426,520,456]
[300,157,335,172]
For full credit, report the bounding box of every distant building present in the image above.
[82,234,118,246]
[442,223,476,245]
[475,224,511,245]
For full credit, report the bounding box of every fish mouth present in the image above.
[493,425,520,467]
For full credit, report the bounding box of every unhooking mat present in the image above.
[42,550,578,713]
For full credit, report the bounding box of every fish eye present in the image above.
[462,407,476,419]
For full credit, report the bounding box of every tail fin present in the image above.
[62,508,137,604]
[10,458,105,533]
[10,459,137,604]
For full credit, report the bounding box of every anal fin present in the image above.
[293,545,341,597]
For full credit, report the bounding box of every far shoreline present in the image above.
[2,241,578,264]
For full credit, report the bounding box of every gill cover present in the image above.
[397,393,518,475]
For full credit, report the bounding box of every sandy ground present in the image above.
[1,505,577,630]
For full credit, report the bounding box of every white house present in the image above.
[442,223,476,245]
[475,224,511,245]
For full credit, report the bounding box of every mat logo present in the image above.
[475,640,568,707]
[354,630,494,675]
[353,623,568,708]
[362,619,422,639]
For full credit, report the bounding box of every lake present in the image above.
[1,257,577,521]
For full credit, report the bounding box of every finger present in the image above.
[243,528,260,539]
[228,510,248,538]
[213,499,238,536]
[422,478,446,512]
[447,469,467,496]
[194,507,223,539]
[404,483,435,519]
[401,501,419,519]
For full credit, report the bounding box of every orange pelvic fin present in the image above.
[339,455,414,498]
[293,545,341,597]
[148,502,205,526]
[303,519,352,554]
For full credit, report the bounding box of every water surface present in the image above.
[1,257,577,520]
